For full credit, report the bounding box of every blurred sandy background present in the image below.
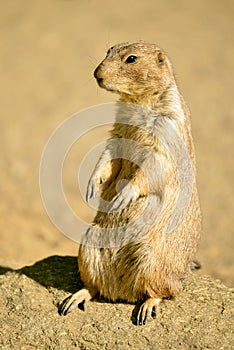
[0,0,233,286]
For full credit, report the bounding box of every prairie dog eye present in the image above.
[125,55,138,64]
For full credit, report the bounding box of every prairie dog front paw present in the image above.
[86,172,105,202]
[108,181,139,212]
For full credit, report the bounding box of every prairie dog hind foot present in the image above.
[137,297,162,326]
[59,288,96,316]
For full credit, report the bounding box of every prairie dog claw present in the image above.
[137,297,161,326]
[59,288,95,316]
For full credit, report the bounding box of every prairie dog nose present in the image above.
[94,65,103,82]
[94,65,104,86]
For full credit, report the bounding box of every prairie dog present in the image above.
[60,41,201,325]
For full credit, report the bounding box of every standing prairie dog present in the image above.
[60,41,201,325]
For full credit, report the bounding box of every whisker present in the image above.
[87,55,99,68]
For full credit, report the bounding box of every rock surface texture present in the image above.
[0,256,233,350]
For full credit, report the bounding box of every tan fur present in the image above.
[60,42,201,324]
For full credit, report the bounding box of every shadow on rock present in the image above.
[0,255,83,293]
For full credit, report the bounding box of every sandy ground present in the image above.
[1,260,233,349]
[0,0,233,289]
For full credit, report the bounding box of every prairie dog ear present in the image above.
[156,51,165,67]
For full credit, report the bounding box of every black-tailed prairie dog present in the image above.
[60,41,201,325]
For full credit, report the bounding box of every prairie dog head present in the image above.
[94,42,175,101]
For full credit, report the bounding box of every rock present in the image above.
[0,256,233,349]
